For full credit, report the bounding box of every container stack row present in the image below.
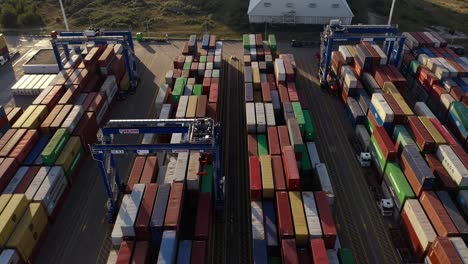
[331,33,468,263]
[0,43,127,262]
[10,74,57,95]
[243,33,347,264]
[110,35,221,264]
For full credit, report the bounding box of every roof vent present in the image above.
[332,3,340,8]
[264,2,271,7]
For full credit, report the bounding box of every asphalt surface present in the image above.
[286,45,402,264]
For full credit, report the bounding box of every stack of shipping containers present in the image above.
[110,35,222,263]
[332,31,468,262]
[0,42,129,262]
[243,33,341,263]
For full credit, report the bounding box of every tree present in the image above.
[18,11,43,27]
[0,5,18,27]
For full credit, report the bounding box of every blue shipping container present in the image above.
[263,201,279,255]
[437,191,468,243]
[24,135,51,165]
[177,240,192,264]
[253,239,268,264]
[151,183,171,248]
[202,35,210,49]
[369,103,393,132]
[158,231,177,264]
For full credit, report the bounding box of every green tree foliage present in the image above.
[0,0,43,27]
[0,4,18,27]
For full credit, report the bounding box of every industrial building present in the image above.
[247,0,354,24]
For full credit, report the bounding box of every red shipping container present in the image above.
[451,144,468,169]
[255,34,262,48]
[126,157,146,193]
[315,191,337,249]
[277,126,291,151]
[116,240,134,264]
[428,237,463,264]
[164,182,184,231]
[424,154,457,192]
[196,95,207,118]
[282,146,300,190]
[297,247,312,264]
[15,166,40,194]
[72,112,98,148]
[98,46,115,68]
[0,129,27,157]
[191,240,207,264]
[249,156,262,200]
[401,209,426,262]
[209,35,216,49]
[211,78,219,85]
[278,83,290,103]
[282,239,299,264]
[139,156,158,184]
[382,94,405,124]
[41,85,65,111]
[420,191,459,237]
[407,116,436,152]
[287,83,299,102]
[429,118,457,146]
[271,155,286,191]
[50,105,73,131]
[267,127,280,155]
[310,239,329,264]
[203,78,211,94]
[0,129,16,151]
[131,241,149,264]
[195,192,211,240]
[247,134,258,156]
[373,126,398,160]
[209,83,218,103]
[82,92,97,111]
[275,191,295,238]
[9,130,39,163]
[73,68,91,90]
[135,184,158,240]
[0,158,19,193]
[41,105,64,134]
[374,67,391,88]
[261,83,272,102]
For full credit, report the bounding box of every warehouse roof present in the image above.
[248,0,354,18]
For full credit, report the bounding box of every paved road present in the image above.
[289,46,401,264]
[222,57,251,264]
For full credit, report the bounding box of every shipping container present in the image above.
[315,191,337,249]
[282,239,299,264]
[425,154,457,192]
[41,128,70,165]
[0,158,19,193]
[157,231,177,263]
[427,237,463,264]
[420,191,459,237]
[271,155,286,191]
[310,239,329,264]
[408,116,436,152]
[306,142,321,168]
[253,239,268,264]
[255,103,266,133]
[260,155,274,199]
[263,201,278,254]
[25,166,50,201]
[164,182,184,231]
[449,237,468,262]
[282,146,300,190]
[250,156,262,200]
[372,126,397,161]
[287,119,304,156]
[315,163,334,205]
[195,192,211,241]
[246,103,256,133]
[289,192,308,246]
[401,145,435,196]
[0,194,29,246]
[302,192,322,238]
[338,248,356,264]
[33,166,67,215]
[150,184,170,247]
[384,162,415,210]
[257,134,268,156]
[303,110,316,141]
[177,240,192,264]
[251,201,265,241]
[121,184,145,238]
[436,145,468,188]
[135,183,158,241]
[403,199,437,256]
[275,191,294,238]
[277,126,291,150]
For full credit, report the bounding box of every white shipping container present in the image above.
[249,34,256,47]
[418,54,430,66]
[164,154,178,184]
[251,201,265,240]
[160,104,172,119]
[141,134,155,145]
[338,46,352,64]
[106,250,118,264]
[0,249,21,263]
[25,166,51,200]
[43,169,67,215]
[176,96,189,119]
[315,163,334,205]
[198,63,205,76]
[403,199,437,251]
[96,101,109,125]
[101,76,118,104]
[423,32,440,47]
[306,142,321,168]
[264,103,276,127]
[436,145,468,187]
[355,125,370,152]
[302,191,323,238]
[341,66,357,89]
[371,44,388,64]
[255,102,266,133]
[33,166,65,212]
[214,56,222,69]
[165,70,174,85]
[204,70,212,78]
[61,105,84,133]
[174,152,189,182]
[246,103,256,133]
[440,94,455,111]
[274,59,286,82]
[187,151,200,191]
[3,167,29,194]
[206,62,213,71]
[371,93,394,123]
[449,237,468,263]
[414,102,436,118]
[120,184,145,237]
[112,194,130,245]
[170,133,182,144]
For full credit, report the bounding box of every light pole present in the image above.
[59,0,69,31]
[387,0,396,25]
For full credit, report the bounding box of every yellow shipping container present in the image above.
[7,203,48,262]
[260,155,274,199]
[289,191,308,246]
[383,82,399,94]
[12,106,37,128]
[392,93,414,116]
[252,67,261,89]
[21,105,49,129]
[345,45,356,57]
[186,96,197,118]
[0,194,12,214]
[419,116,446,145]
[56,136,82,171]
[0,194,29,246]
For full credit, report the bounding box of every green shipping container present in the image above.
[409,60,421,75]
[243,34,250,49]
[257,134,268,156]
[303,109,315,141]
[201,165,213,193]
[300,148,312,176]
[268,34,277,52]
[366,115,375,134]
[268,257,280,264]
[193,84,203,96]
[338,248,356,264]
[183,62,191,71]
[393,125,415,151]
[66,148,84,181]
[172,78,187,103]
[370,136,386,172]
[385,162,415,207]
[199,56,207,63]
[450,102,468,129]
[41,128,70,165]
[291,102,305,132]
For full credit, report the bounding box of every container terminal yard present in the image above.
[0,21,467,264]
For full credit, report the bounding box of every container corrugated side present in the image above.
[403,199,437,252]
[121,184,145,238]
[260,155,274,199]
[289,192,308,246]
[302,192,322,238]
[187,151,200,191]
[157,231,177,263]
[0,194,29,246]
[251,201,265,240]
[315,163,334,205]
[436,145,468,187]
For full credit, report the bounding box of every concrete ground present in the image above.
[0,36,403,263]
